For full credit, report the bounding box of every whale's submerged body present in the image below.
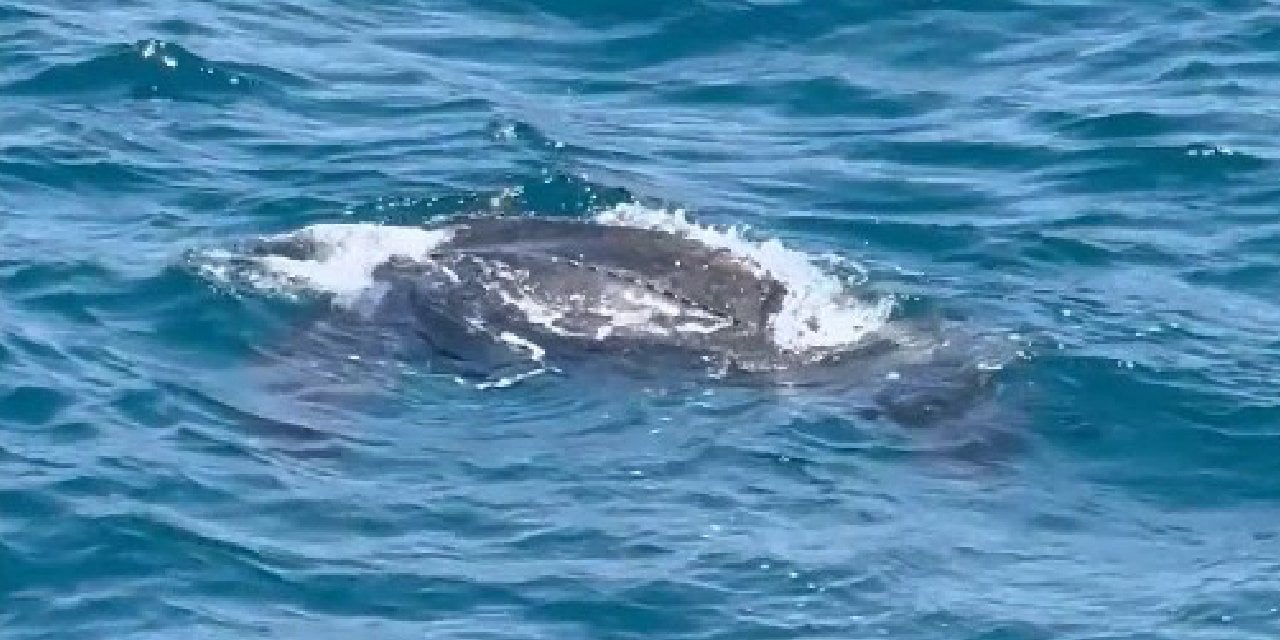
[211,212,1009,426]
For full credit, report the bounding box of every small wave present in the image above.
[1,386,75,426]
[362,173,635,227]
[0,5,41,20]
[1041,144,1269,194]
[1047,111,1178,140]
[5,39,305,102]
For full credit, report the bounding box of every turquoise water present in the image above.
[3,1,1280,638]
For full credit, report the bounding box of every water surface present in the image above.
[3,1,1280,638]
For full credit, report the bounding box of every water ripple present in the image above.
[6,39,307,103]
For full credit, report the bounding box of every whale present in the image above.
[228,214,1006,426]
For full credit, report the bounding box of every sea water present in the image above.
[3,2,1279,638]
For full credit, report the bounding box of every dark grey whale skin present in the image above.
[360,217,798,366]
[435,217,789,333]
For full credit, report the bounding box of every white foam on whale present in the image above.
[198,223,454,307]
[593,204,892,352]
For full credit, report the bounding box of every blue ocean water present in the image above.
[3,1,1280,638]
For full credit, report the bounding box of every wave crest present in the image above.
[6,39,304,102]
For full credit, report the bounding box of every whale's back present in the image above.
[436,218,788,334]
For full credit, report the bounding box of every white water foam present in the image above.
[200,223,454,307]
[593,203,892,352]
